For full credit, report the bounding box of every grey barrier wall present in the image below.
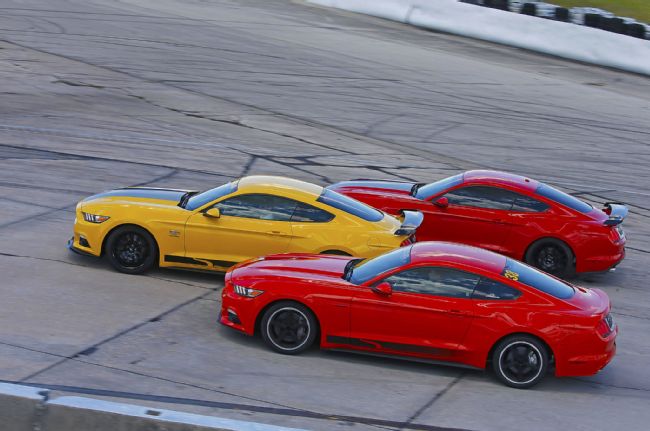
[0,382,307,431]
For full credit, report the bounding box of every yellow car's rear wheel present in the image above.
[105,225,157,274]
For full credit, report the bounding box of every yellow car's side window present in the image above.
[212,194,334,223]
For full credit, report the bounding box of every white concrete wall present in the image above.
[309,0,650,76]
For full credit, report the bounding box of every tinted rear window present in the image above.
[317,189,383,222]
[349,246,412,285]
[536,184,592,213]
[415,174,463,200]
[504,259,574,299]
[473,278,521,300]
[291,202,334,222]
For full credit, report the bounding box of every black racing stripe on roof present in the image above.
[84,188,188,202]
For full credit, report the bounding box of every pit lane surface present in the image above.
[0,1,649,430]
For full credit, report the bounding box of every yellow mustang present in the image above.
[68,176,423,274]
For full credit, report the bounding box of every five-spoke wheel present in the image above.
[492,335,549,389]
[105,225,157,274]
[261,302,317,354]
[526,239,574,278]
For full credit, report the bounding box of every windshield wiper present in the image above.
[343,258,364,281]
[410,183,425,197]
[178,191,198,209]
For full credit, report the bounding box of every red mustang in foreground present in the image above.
[220,242,617,388]
[328,171,627,277]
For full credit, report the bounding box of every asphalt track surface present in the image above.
[0,1,649,430]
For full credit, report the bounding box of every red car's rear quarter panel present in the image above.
[459,292,563,369]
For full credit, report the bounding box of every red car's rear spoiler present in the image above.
[603,203,628,226]
[395,210,424,236]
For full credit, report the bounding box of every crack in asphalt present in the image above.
[0,251,90,268]
[19,289,214,383]
[401,374,464,430]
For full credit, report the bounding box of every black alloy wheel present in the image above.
[261,302,318,355]
[105,226,157,274]
[526,239,574,278]
[492,335,549,389]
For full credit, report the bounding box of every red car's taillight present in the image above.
[597,313,615,338]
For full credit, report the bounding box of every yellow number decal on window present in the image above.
[504,270,519,281]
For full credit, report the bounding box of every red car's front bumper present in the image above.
[218,277,261,336]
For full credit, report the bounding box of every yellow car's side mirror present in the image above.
[203,207,221,218]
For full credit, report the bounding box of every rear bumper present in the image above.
[556,328,617,377]
[578,245,625,273]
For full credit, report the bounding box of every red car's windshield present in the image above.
[414,174,463,200]
[348,246,412,284]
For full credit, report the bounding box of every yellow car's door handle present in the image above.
[267,230,283,235]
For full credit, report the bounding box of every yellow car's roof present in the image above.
[238,176,323,199]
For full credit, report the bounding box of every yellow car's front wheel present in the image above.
[105,225,158,274]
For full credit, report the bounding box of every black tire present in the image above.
[492,335,549,389]
[260,301,318,355]
[105,225,157,274]
[525,238,574,278]
[319,250,351,256]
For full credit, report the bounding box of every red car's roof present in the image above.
[463,170,539,192]
[410,241,507,275]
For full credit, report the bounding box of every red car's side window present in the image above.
[380,266,479,299]
[444,186,548,213]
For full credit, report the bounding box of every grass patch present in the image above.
[552,0,650,22]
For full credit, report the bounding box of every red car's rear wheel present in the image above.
[492,335,549,389]
[526,239,574,278]
[261,301,318,355]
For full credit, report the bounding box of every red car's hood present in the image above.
[231,253,355,281]
[565,286,610,315]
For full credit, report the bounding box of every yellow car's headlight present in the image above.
[82,212,110,223]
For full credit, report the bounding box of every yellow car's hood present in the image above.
[82,187,195,207]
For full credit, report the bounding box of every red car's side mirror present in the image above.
[372,281,392,296]
[433,196,449,208]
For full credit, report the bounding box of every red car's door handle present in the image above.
[449,309,470,316]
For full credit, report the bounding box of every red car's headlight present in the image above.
[233,284,264,298]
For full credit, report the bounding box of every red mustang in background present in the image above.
[220,242,617,388]
[328,170,627,277]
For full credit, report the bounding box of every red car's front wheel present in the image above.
[260,302,318,355]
